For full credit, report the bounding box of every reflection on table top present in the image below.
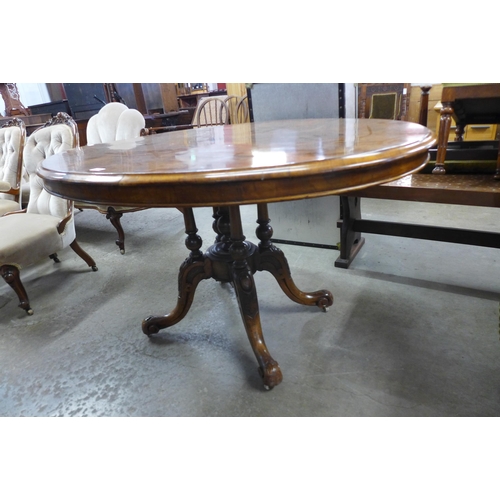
[39,118,436,208]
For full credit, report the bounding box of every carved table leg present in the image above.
[212,206,231,249]
[212,207,223,242]
[142,207,212,335]
[433,102,453,175]
[229,205,282,389]
[255,204,333,311]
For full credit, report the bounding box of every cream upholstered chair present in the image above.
[0,118,26,215]
[0,113,98,315]
[77,102,149,254]
[86,102,147,144]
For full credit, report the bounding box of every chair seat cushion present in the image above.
[0,213,64,269]
[0,199,20,216]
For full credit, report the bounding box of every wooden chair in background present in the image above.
[193,97,230,127]
[234,96,250,124]
[358,83,411,121]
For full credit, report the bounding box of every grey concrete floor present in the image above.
[1,199,500,416]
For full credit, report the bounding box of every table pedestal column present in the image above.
[142,204,333,389]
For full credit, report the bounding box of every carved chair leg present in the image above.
[1,264,33,315]
[106,207,125,254]
[69,240,98,271]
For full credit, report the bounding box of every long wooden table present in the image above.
[38,118,435,389]
[336,173,500,269]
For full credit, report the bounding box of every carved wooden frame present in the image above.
[0,117,26,201]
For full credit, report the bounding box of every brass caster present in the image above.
[26,308,34,316]
[317,292,333,312]
[258,363,283,390]
[142,316,160,336]
[432,165,446,175]
[120,249,125,255]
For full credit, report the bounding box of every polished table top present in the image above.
[39,118,435,207]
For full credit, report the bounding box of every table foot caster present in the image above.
[316,293,333,312]
[258,361,283,390]
[142,316,161,336]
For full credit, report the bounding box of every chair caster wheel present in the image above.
[142,317,160,336]
[26,308,34,315]
[91,266,98,272]
[120,249,125,255]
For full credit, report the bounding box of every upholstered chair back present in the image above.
[86,102,146,145]
[0,118,25,202]
[23,114,79,245]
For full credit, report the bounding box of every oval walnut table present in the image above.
[39,118,436,389]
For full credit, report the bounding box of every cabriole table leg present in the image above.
[142,207,212,335]
[228,205,283,389]
[255,203,333,311]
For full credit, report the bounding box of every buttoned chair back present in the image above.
[80,102,149,254]
[0,112,97,315]
[86,102,146,145]
[0,118,26,215]
[24,115,78,228]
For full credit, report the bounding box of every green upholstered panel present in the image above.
[369,93,398,120]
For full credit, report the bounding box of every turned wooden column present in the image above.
[432,102,453,174]
[418,85,432,126]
